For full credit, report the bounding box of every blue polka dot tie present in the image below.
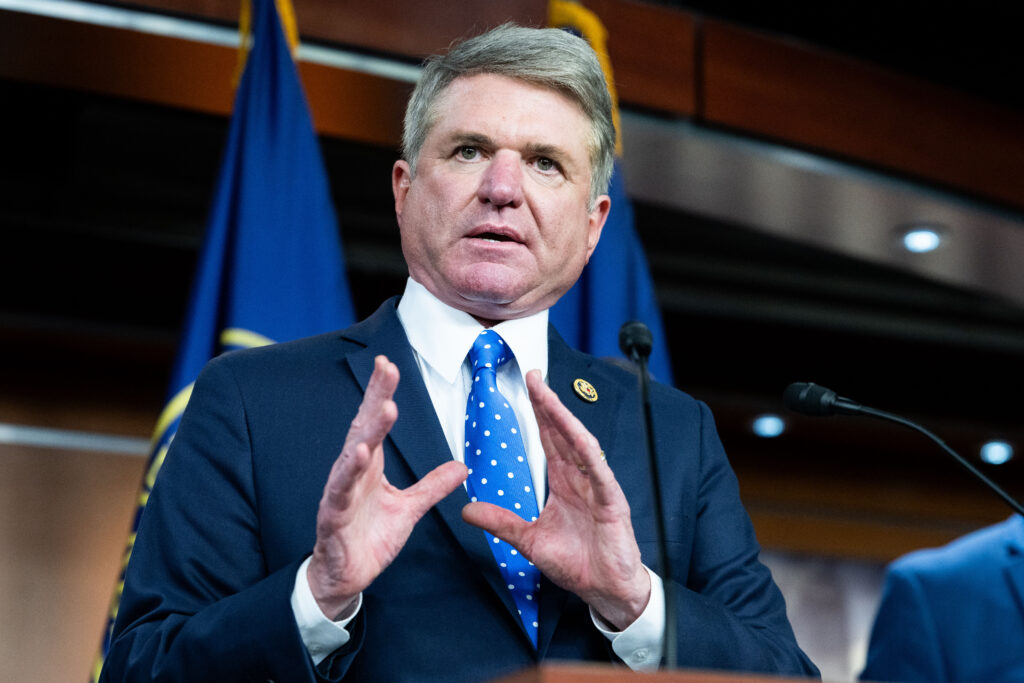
[464,329,541,647]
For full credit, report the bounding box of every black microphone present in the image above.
[783,382,1024,516]
[618,321,676,670]
[782,381,863,416]
[619,320,653,363]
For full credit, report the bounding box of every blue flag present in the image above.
[550,165,673,383]
[548,0,673,384]
[93,1,354,678]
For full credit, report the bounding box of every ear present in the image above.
[584,194,612,262]
[392,160,413,222]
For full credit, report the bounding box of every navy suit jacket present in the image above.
[861,515,1024,683]
[103,298,818,682]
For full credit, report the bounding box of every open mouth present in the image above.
[473,232,517,243]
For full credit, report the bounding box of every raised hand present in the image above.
[462,369,650,630]
[307,355,468,619]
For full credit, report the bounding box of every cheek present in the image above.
[541,208,593,256]
[421,179,468,225]
[403,191,451,243]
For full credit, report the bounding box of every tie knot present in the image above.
[469,329,511,375]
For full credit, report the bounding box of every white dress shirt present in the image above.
[291,278,664,669]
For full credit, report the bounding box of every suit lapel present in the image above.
[536,326,629,655]
[340,300,529,642]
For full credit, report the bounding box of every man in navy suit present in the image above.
[103,24,817,682]
[861,515,1024,682]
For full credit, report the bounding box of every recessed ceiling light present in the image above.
[752,414,785,438]
[980,440,1013,465]
[899,224,945,253]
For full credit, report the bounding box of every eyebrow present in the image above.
[447,132,494,148]
[524,141,571,163]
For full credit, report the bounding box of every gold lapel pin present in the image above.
[573,378,598,402]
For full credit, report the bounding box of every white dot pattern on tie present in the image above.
[464,329,541,647]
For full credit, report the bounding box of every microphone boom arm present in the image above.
[784,382,1024,517]
[857,404,1024,517]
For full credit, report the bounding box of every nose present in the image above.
[477,151,524,208]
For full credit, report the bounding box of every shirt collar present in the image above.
[396,277,549,385]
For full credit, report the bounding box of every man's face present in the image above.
[392,73,611,324]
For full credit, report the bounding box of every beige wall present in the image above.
[0,446,145,683]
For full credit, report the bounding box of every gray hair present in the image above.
[401,23,616,204]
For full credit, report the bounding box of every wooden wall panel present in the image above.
[576,0,697,116]
[118,0,549,57]
[120,0,696,115]
[700,20,1024,209]
[0,10,236,116]
[0,10,407,148]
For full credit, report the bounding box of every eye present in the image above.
[535,157,557,172]
[457,146,480,161]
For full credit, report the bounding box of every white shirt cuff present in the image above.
[290,555,361,665]
[591,566,665,670]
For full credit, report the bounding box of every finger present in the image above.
[462,501,531,551]
[323,441,376,511]
[366,354,400,399]
[533,412,576,487]
[345,356,400,449]
[340,356,400,471]
[526,371,571,460]
[526,372,600,467]
[527,375,586,488]
[324,357,401,510]
[526,372,617,501]
[403,460,469,518]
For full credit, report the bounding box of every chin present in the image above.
[440,267,565,319]
[452,267,527,305]
[450,286,531,322]
[460,287,567,324]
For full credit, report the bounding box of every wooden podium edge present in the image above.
[490,662,820,682]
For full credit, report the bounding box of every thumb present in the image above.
[462,501,530,549]
[404,460,468,517]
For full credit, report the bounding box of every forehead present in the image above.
[427,74,591,151]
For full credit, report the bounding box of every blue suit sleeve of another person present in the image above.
[860,515,1024,683]
[860,562,946,682]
